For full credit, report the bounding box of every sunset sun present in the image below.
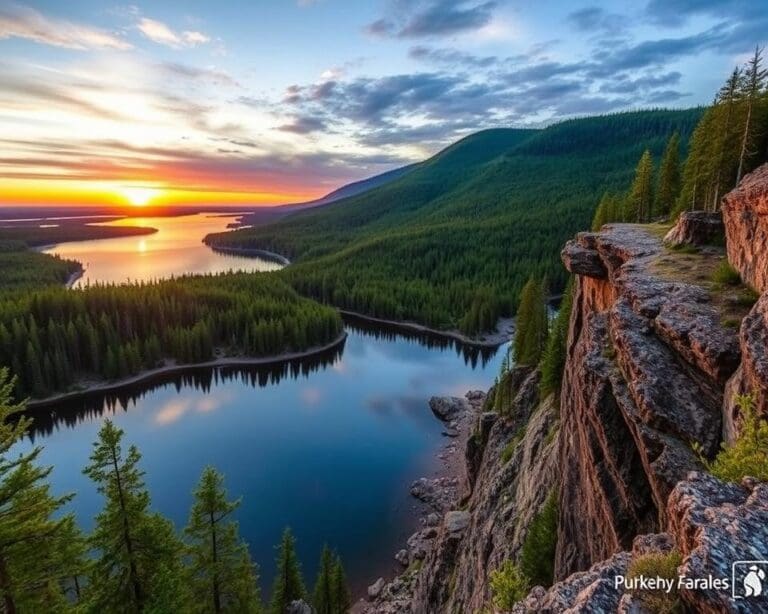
[121,187,160,207]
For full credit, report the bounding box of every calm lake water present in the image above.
[23,322,506,597]
[24,218,509,597]
[42,213,283,286]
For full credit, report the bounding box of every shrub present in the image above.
[520,492,558,587]
[489,560,530,610]
[501,425,527,464]
[711,260,741,285]
[626,550,683,613]
[736,287,760,307]
[710,394,768,482]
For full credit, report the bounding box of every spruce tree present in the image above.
[269,528,306,614]
[628,150,654,222]
[83,420,188,612]
[330,555,351,614]
[736,46,767,184]
[539,277,574,397]
[654,133,681,217]
[0,368,85,613]
[312,545,334,614]
[513,278,548,367]
[185,466,261,613]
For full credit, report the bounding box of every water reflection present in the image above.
[27,341,344,439]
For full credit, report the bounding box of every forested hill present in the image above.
[205,109,703,334]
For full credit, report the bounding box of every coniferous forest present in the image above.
[0,274,343,399]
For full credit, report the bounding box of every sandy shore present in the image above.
[340,310,514,347]
[25,331,347,409]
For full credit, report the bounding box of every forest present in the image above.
[0,273,343,399]
[205,109,703,335]
[0,373,350,613]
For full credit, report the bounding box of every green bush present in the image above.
[626,550,683,613]
[519,492,558,587]
[489,560,530,610]
[711,260,741,285]
[710,394,768,482]
[500,425,526,464]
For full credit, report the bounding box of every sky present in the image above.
[0,0,765,208]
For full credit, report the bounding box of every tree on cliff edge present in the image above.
[655,133,681,217]
[514,278,548,367]
[628,149,654,222]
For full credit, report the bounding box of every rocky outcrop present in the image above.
[518,473,768,613]
[410,369,560,613]
[722,163,768,293]
[557,224,739,579]
[664,210,724,247]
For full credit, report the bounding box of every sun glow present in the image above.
[120,187,161,207]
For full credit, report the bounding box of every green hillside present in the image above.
[206,109,703,334]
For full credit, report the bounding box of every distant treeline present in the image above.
[0,273,343,399]
[205,109,703,335]
[0,240,81,290]
[0,375,351,613]
[0,222,156,247]
[593,46,768,228]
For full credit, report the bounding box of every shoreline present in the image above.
[65,267,84,289]
[204,243,291,266]
[340,310,513,348]
[25,331,347,409]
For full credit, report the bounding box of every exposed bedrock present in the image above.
[663,210,724,247]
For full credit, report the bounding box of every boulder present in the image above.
[428,396,468,421]
[395,549,409,567]
[443,510,470,534]
[664,210,724,246]
[368,578,386,600]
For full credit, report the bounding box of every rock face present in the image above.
[723,163,768,293]
[557,224,739,579]
[410,369,560,613]
[519,473,768,613]
[664,210,724,246]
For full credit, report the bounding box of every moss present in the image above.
[735,287,760,307]
[721,317,740,329]
[501,425,527,464]
[626,550,683,613]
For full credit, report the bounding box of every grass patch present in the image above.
[627,550,683,613]
[721,317,741,329]
[735,287,760,308]
[669,243,699,254]
[711,260,741,285]
[501,425,527,463]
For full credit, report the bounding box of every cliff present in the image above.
[362,165,768,613]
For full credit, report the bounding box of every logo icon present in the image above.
[733,561,768,600]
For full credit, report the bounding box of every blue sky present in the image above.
[0,0,765,205]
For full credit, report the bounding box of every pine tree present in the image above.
[654,133,681,217]
[736,46,768,185]
[710,68,744,210]
[83,420,188,613]
[312,545,334,614]
[0,368,84,613]
[539,277,574,397]
[329,555,351,614]
[269,528,306,614]
[513,278,548,367]
[185,466,261,613]
[628,150,654,222]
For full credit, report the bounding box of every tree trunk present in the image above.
[111,448,143,612]
[736,100,753,186]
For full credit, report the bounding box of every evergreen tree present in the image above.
[269,528,306,614]
[736,46,768,184]
[330,555,351,614]
[539,277,574,397]
[513,278,548,367]
[628,150,654,222]
[0,368,85,613]
[654,133,681,217]
[710,68,743,210]
[185,466,261,613]
[83,420,188,613]
[312,545,334,614]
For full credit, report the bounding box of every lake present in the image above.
[42,213,283,286]
[23,219,509,598]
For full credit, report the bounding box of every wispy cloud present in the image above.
[366,0,499,39]
[137,17,210,48]
[0,3,131,50]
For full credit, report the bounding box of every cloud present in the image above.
[366,0,499,39]
[599,71,682,94]
[0,3,131,50]
[645,0,756,27]
[159,62,240,87]
[567,7,626,33]
[278,115,327,134]
[137,17,210,48]
[409,45,499,68]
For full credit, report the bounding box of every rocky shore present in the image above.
[354,391,486,613]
